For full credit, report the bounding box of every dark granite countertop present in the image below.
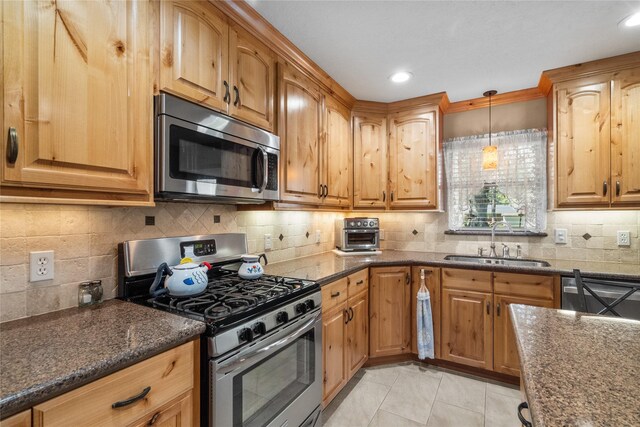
[0,300,205,419]
[510,305,640,427]
[263,250,640,285]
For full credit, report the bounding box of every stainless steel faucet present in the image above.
[490,221,513,257]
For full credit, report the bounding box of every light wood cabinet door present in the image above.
[493,295,554,376]
[353,115,388,208]
[322,95,352,207]
[228,24,275,131]
[0,410,31,427]
[388,108,439,209]
[159,1,229,112]
[411,267,441,359]
[322,304,347,406]
[556,76,611,207]
[441,288,493,370]
[2,0,152,205]
[346,290,368,378]
[369,267,411,358]
[611,67,640,206]
[127,392,192,427]
[278,63,323,204]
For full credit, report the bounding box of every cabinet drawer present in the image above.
[321,278,348,312]
[33,341,194,427]
[442,268,492,292]
[494,273,555,300]
[347,269,368,296]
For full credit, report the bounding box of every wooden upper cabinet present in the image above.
[353,114,388,208]
[322,95,352,207]
[278,63,323,204]
[556,75,611,207]
[388,107,439,209]
[228,24,275,131]
[369,266,411,358]
[2,0,152,205]
[611,67,640,205]
[441,288,493,370]
[159,1,229,112]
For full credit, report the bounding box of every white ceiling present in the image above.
[248,0,640,102]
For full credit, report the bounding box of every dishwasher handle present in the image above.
[562,285,640,302]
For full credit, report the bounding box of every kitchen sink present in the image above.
[444,255,551,268]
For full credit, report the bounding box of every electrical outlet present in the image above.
[380,229,385,240]
[554,228,568,244]
[264,234,272,251]
[30,251,54,282]
[315,230,321,244]
[617,231,631,247]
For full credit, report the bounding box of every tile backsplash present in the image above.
[0,203,638,323]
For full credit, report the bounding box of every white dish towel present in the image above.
[416,281,435,360]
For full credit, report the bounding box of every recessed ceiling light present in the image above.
[619,11,640,28]
[389,71,412,83]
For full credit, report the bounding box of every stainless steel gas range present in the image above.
[118,234,322,427]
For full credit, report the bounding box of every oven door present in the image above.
[343,229,379,251]
[211,310,322,427]
[156,114,279,201]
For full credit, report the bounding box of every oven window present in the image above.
[346,232,377,246]
[233,329,315,427]
[169,124,255,188]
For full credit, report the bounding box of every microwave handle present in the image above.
[253,147,269,193]
[260,147,268,193]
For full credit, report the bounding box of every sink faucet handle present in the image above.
[516,244,522,259]
[501,243,510,258]
[478,247,484,256]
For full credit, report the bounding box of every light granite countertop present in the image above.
[262,250,640,285]
[0,300,205,419]
[510,304,640,427]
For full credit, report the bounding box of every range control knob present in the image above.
[238,328,254,343]
[349,221,355,227]
[252,322,267,335]
[295,303,308,314]
[276,311,289,323]
[304,299,315,311]
[357,221,362,227]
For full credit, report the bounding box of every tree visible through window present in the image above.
[444,129,547,233]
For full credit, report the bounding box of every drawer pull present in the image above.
[149,411,161,425]
[356,280,364,285]
[517,402,532,427]
[111,386,151,409]
[330,291,341,298]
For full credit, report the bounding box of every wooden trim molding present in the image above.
[538,50,640,94]
[353,92,449,115]
[211,0,356,109]
[445,87,545,114]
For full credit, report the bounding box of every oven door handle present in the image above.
[217,311,321,375]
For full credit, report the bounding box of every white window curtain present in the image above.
[443,129,547,232]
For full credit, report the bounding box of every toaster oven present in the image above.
[335,218,380,252]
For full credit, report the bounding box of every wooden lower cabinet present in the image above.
[32,341,197,427]
[441,288,493,370]
[346,290,369,378]
[322,303,348,405]
[369,267,411,358]
[0,411,31,427]
[493,294,554,376]
[410,266,441,359]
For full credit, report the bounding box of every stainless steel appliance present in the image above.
[335,217,380,252]
[561,276,640,320]
[155,93,279,203]
[118,234,322,427]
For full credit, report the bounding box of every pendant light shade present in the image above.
[482,90,498,171]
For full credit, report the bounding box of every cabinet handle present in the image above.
[391,191,394,201]
[223,81,230,104]
[233,85,240,107]
[616,180,621,197]
[324,184,328,197]
[356,280,364,285]
[330,291,340,298]
[346,277,351,285]
[497,303,501,317]
[344,309,349,324]
[517,402,533,427]
[382,191,386,202]
[149,411,161,425]
[603,180,608,196]
[111,386,151,409]
[486,301,490,315]
[318,184,323,198]
[6,127,18,164]
[405,272,410,285]
[348,307,354,321]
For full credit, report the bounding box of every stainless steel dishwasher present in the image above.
[561,276,640,320]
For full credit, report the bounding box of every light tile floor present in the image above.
[320,363,522,427]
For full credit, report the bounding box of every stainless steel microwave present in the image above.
[154,93,279,203]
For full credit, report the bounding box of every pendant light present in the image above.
[482,90,498,170]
